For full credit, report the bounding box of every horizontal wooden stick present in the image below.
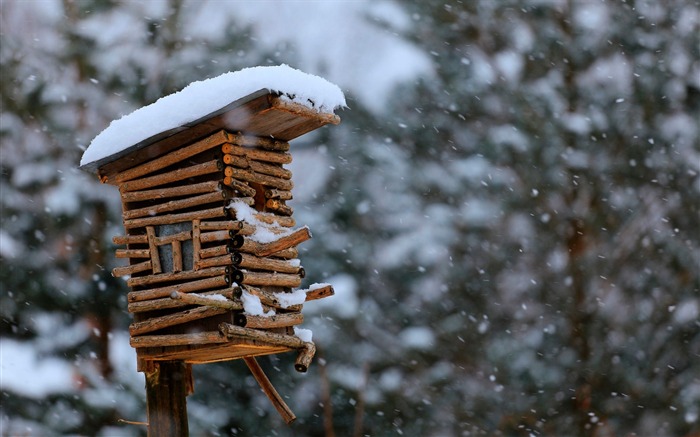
[200,229,239,244]
[236,313,303,329]
[170,291,243,311]
[294,342,316,373]
[120,180,222,203]
[128,288,236,313]
[223,176,257,197]
[113,234,148,245]
[223,154,249,168]
[264,189,293,201]
[237,253,301,274]
[249,160,292,180]
[304,284,335,302]
[235,270,301,288]
[265,199,293,216]
[219,323,306,349]
[251,211,295,228]
[199,244,235,259]
[120,159,222,192]
[195,253,238,270]
[116,130,231,183]
[199,220,244,231]
[222,143,292,164]
[153,229,192,245]
[130,331,228,348]
[129,305,227,336]
[123,191,228,220]
[244,285,301,311]
[128,275,230,302]
[229,133,289,151]
[123,206,227,229]
[244,357,296,425]
[115,249,150,259]
[127,266,230,288]
[258,227,311,257]
[112,260,152,277]
[225,167,293,191]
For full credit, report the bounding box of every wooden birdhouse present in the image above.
[80,66,344,428]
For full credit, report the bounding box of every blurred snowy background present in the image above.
[1,1,699,436]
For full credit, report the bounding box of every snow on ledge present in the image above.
[81,64,346,167]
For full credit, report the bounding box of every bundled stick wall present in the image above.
[109,130,334,383]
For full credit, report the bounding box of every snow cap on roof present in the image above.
[80,64,346,167]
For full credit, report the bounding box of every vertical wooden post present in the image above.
[146,361,190,436]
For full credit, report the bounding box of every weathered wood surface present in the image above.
[127,266,230,288]
[145,361,189,437]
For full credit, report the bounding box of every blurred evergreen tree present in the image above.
[304,0,699,435]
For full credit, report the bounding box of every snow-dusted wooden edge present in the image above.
[80,89,340,181]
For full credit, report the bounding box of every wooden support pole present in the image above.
[172,240,183,272]
[145,361,190,437]
[243,357,296,425]
[192,220,201,271]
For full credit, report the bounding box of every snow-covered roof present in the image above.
[80,65,346,173]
